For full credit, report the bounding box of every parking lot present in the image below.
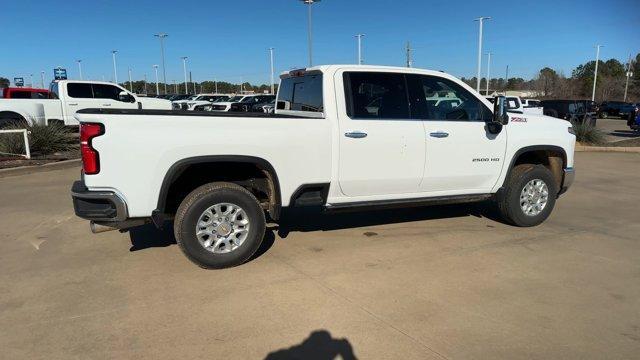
[596,117,638,143]
[1,151,639,359]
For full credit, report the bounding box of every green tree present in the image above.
[0,77,10,88]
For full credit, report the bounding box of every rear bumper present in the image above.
[70,180,128,222]
[559,167,575,195]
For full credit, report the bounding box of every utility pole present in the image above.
[355,34,365,65]
[474,17,491,93]
[40,71,45,89]
[299,0,320,67]
[154,33,169,94]
[181,56,188,94]
[128,67,133,92]
[111,50,118,84]
[268,47,275,94]
[153,65,159,95]
[624,53,633,102]
[592,45,603,102]
[485,52,492,96]
[77,60,83,80]
[405,41,413,68]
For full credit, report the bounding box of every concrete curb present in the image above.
[576,146,640,153]
[0,159,81,179]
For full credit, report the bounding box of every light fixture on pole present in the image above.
[299,0,320,67]
[624,54,633,102]
[592,45,603,102]
[268,47,275,94]
[29,74,34,87]
[355,34,365,65]
[77,59,83,80]
[154,33,169,94]
[128,67,133,92]
[485,52,492,96]
[181,56,188,95]
[40,71,45,89]
[153,65,160,95]
[111,50,118,84]
[474,16,491,93]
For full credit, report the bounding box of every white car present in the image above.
[0,80,172,126]
[208,95,257,112]
[186,95,231,111]
[171,95,198,110]
[505,96,544,115]
[71,64,575,269]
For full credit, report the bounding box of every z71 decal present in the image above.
[511,117,527,123]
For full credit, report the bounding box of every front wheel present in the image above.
[174,182,266,269]
[497,164,558,227]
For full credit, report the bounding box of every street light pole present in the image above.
[474,16,491,93]
[214,77,218,94]
[592,44,603,102]
[299,0,320,67]
[153,65,159,95]
[154,33,169,94]
[405,41,413,68]
[128,67,133,92]
[111,50,118,84]
[181,56,188,94]
[355,34,365,65]
[485,52,492,96]
[30,74,34,87]
[268,47,275,94]
[624,53,633,102]
[77,60,83,80]
[40,71,45,89]
[173,80,177,93]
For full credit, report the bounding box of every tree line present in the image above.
[461,53,640,102]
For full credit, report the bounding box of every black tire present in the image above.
[174,182,266,269]
[0,113,28,129]
[497,164,558,227]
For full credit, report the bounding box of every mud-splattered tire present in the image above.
[174,182,266,269]
[497,164,558,227]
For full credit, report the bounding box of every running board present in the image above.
[324,194,493,213]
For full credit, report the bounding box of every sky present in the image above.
[1,0,639,86]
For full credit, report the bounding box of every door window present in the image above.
[408,75,492,121]
[344,72,410,119]
[93,84,123,101]
[67,83,93,98]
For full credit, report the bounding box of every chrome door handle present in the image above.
[345,131,367,139]
[429,131,449,138]
[68,103,78,106]
[102,103,111,106]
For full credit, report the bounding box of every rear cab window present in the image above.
[276,71,324,117]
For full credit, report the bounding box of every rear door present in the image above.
[336,71,425,197]
[64,83,102,121]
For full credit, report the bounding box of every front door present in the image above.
[337,71,425,198]
[408,74,506,193]
[92,83,138,110]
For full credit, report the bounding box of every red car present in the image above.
[1,87,51,99]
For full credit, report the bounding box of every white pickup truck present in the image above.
[71,65,576,269]
[0,80,171,127]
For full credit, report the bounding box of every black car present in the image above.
[229,95,276,112]
[598,101,634,118]
[540,100,597,126]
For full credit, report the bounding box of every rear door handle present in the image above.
[68,103,78,106]
[429,131,449,138]
[345,131,368,139]
[102,103,111,106]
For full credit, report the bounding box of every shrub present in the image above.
[0,122,76,157]
[571,121,605,145]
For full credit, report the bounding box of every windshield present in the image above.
[240,96,255,103]
[228,96,244,102]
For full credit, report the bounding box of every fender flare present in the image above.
[498,145,567,191]
[154,155,282,219]
[0,110,34,126]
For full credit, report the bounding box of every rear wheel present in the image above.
[174,182,266,269]
[497,164,558,227]
[0,113,28,129]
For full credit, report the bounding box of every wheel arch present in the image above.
[0,110,31,125]
[154,155,282,223]
[501,145,567,192]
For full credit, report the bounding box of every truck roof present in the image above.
[279,64,455,79]
[52,79,123,86]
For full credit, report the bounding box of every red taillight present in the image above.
[80,123,104,175]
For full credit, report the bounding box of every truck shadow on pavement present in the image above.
[264,329,357,360]
[127,201,501,259]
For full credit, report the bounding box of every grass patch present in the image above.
[0,122,77,157]
[572,121,605,145]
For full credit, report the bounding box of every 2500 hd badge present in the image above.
[473,157,500,162]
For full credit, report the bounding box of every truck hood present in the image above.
[139,97,172,110]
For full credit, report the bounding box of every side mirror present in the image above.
[493,96,510,125]
[118,91,134,103]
